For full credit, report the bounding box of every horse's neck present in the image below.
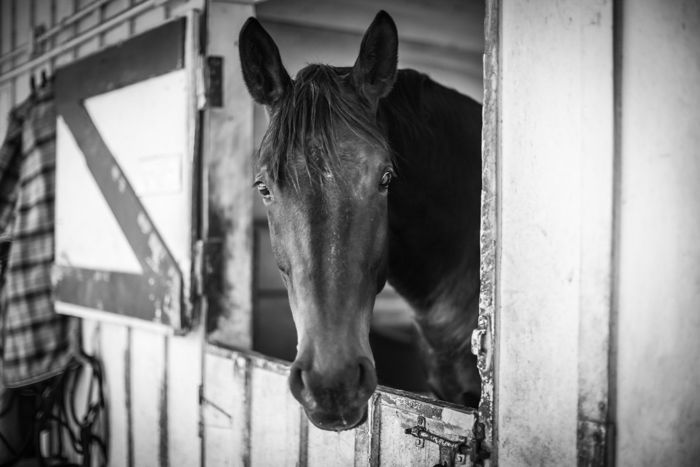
[380,70,482,323]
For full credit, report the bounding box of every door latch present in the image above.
[404,416,490,466]
[404,416,468,466]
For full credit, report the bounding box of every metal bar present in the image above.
[0,0,114,66]
[0,0,158,84]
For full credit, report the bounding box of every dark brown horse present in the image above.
[239,11,482,431]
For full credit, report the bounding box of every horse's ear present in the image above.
[352,11,398,107]
[239,18,291,106]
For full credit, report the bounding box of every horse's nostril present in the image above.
[288,364,305,402]
[357,357,377,397]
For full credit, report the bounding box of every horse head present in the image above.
[239,11,398,431]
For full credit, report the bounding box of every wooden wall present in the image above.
[496,1,614,465]
[616,0,700,464]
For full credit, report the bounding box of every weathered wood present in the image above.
[204,349,249,467]
[249,365,301,466]
[307,424,356,467]
[496,1,616,465]
[204,1,255,348]
[99,322,130,467]
[616,1,700,464]
[168,331,203,466]
[478,0,499,456]
[130,328,167,467]
[376,391,475,467]
[577,2,614,466]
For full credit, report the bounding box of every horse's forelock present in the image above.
[258,64,389,190]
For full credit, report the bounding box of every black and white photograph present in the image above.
[0,0,698,466]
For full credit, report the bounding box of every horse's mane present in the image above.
[259,64,389,189]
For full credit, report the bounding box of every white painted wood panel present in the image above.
[496,0,614,464]
[99,322,130,467]
[306,424,356,467]
[616,0,700,464]
[249,365,301,466]
[204,349,249,467]
[168,330,204,466]
[130,328,166,466]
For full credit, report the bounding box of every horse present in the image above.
[239,10,482,431]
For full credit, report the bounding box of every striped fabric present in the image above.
[0,80,78,388]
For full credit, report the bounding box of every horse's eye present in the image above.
[379,170,394,191]
[256,183,273,202]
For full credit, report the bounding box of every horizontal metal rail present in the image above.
[0,0,201,85]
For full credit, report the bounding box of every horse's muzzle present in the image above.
[289,356,377,431]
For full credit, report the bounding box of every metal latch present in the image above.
[404,416,491,467]
[404,416,468,466]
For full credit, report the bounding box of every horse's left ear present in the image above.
[352,10,398,108]
[239,17,291,107]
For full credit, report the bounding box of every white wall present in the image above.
[616,0,700,464]
[496,0,614,464]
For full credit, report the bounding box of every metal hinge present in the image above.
[471,315,492,373]
[203,55,223,108]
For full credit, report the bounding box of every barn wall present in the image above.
[496,0,614,465]
[0,1,203,465]
[616,0,700,464]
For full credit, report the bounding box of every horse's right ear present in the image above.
[239,18,291,106]
[352,11,398,108]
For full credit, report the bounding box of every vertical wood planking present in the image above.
[0,82,12,136]
[168,330,203,466]
[13,0,30,48]
[102,0,131,46]
[0,0,13,66]
[99,322,130,467]
[249,366,300,466]
[75,0,101,56]
[53,0,77,67]
[577,1,614,464]
[306,425,356,467]
[130,328,168,467]
[13,71,30,103]
[203,350,249,467]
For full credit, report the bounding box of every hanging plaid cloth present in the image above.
[0,79,79,387]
